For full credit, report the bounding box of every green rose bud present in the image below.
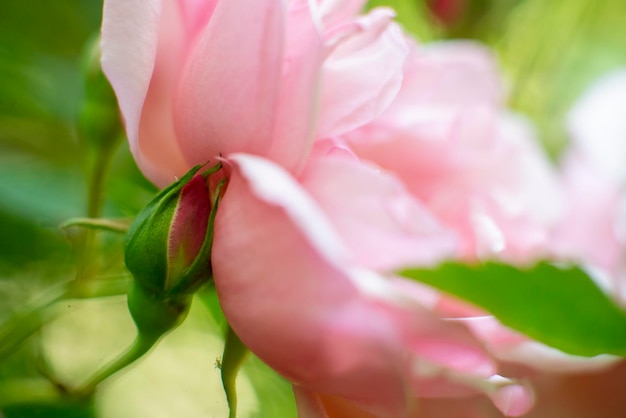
[125,162,223,298]
[124,161,224,339]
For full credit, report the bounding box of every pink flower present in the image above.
[330,40,623,411]
[102,1,621,416]
[101,0,407,186]
[212,153,533,417]
[343,41,563,264]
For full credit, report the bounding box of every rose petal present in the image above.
[300,155,457,271]
[486,377,534,417]
[317,8,408,138]
[101,0,189,186]
[370,40,503,131]
[174,0,285,167]
[317,0,368,27]
[266,0,324,174]
[177,0,217,40]
[101,0,161,152]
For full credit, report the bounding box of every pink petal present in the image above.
[300,155,457,271]
[101,0,161,151]
[347,110,561,262]
[102,0,220,187]
[102,0,189,186]
[177,0,217,40]
[133,1,197,186]
[317,8,408,138]
[266,1,324,174]
[212,155,408,409]
[486,377,534,417]
[174,0,285,167]
[371,40,503,131]
[317,0,368,27]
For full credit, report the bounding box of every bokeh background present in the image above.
[0,0,625,417]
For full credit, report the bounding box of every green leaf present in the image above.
[3,399,96,418]
[399,262,626,357]
[498,0,626,157]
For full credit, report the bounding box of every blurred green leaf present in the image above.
[498,0,626,156]
[400,262,626,357]
[0,154,84,223]
[0,0,103,156]
[3,399,96,418]
[244,355,298,418]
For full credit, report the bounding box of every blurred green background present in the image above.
[0,0,625,417]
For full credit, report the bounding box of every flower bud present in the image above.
[124,163,223,298]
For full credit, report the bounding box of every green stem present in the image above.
[0,277,130,364]
[61,217,131,234]
[86,138,119,219]
[76,332,158,396]
[221,326,249,418]
[0,287,66,362]
[75,135,122,283]
[66,275,130,299]
[0,378,63,406]
[72,285,191,395]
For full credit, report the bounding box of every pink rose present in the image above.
[344,41,563,264]
[102,0,621,416]
[212,153,533,417]
[101,0,408,186]
[334,40,623,411]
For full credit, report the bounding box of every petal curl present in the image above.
[317,8,408,138]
